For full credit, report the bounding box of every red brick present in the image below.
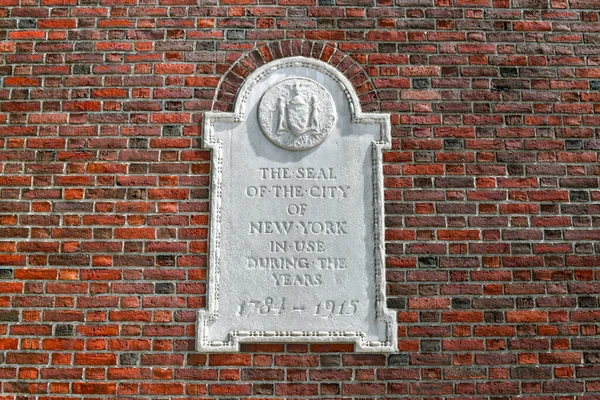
[43,339,84,351]
[514,21,552,31]
[38,19,77,29]
[209,384,251,396]
[72,382,116,395]
[275,355,319,367]
[91,88,128,98]
[74,354,117,365]
[343,383,386,395]
[141,383,184,395]
[209,354,251,366]
[8,30,46,39]
[507,311,548,323]
[155,63,195,74]
[185,76,220,87]
[114,228,155,239]
[343,354,386,366]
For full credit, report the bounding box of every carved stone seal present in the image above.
[258,78,336,151]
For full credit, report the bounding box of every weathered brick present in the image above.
[0,3,598,397]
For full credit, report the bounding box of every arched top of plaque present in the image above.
[200,56,396,353]
[204,56,391,149]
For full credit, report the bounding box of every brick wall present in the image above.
[1,1,600,398]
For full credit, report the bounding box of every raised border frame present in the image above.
[198,56,397,353]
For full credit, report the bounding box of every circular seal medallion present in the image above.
[258,78,336,151]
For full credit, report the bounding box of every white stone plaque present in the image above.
[199,57,397,352]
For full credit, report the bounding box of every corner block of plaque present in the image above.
[198,56,397,352]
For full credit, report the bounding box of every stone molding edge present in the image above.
[198,56,397,353]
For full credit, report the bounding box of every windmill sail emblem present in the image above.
[258,78,336,151]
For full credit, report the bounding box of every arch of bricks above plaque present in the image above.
[212,41,380,114]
